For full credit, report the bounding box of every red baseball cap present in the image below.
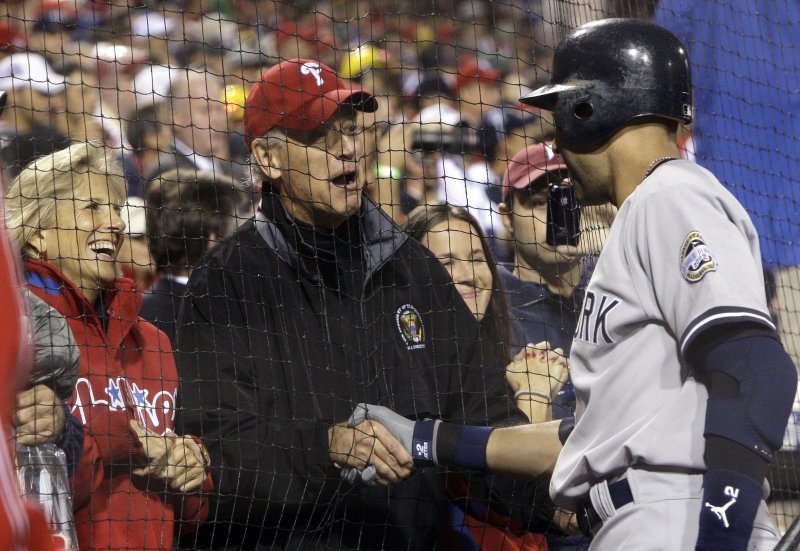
[243,58,378,150]
[456,60,503,90]
[0,21,24,52]
[502,142,569,203]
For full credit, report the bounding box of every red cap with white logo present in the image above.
[243,58,378,150]
[502,142,569,203]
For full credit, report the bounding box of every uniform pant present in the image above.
[775,265,800,371]
[587,469,781,550]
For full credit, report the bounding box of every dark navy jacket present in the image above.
[176,193,534,550]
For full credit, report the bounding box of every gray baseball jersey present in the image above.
[550,160,775,510]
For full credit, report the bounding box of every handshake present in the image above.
[330,404,494,487]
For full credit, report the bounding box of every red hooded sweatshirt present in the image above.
[25,258,212,551]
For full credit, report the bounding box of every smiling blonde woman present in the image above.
[5,142,214,551]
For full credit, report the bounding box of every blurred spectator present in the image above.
[125,101,186,191]
[408,73,458,117]
[130,66,235,180]
[411,103,503,239]
[82,41,148,150]
[220,36,271,170]
[483,104,551,182]
[162,67,234,177]
[24,0,83,73]
[0,19,25,57]
[129,9,183,67]
[455,58,504,127]
[0,51,71,185]
[141,168,242,344]
[131,62,174,109]
[117,196,156,291]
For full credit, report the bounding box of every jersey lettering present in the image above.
[576,293,595,342]
[574,291,620,345]
[71,376,177,435]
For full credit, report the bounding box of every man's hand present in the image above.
[14,384,66,445]
[554,508,581,535]
[351,404,494,472]
[328,419,413,487]
[129,420,207,493]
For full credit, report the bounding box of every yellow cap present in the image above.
[222,83,247,121]
[339,44,387,80]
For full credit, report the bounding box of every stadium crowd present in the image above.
[0,0,797,550]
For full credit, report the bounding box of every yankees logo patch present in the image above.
[396,304,425,350]
[680,231,717,282]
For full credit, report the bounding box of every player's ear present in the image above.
[499,202,514,237]
[250,137,283,181]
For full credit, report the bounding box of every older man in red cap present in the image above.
[175,58,535,550]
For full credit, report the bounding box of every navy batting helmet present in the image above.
[521,18,692,145]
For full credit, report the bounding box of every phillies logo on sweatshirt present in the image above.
[71,376,177,435]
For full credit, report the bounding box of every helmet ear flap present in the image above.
[553,88,616,146]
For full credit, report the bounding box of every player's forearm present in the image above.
[486,420,562,479]
[353,404,566,478]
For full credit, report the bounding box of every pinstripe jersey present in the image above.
[550,160,775,510]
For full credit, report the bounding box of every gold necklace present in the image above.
[643,156,677,180]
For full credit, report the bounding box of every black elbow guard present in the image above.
[702,335,797,461]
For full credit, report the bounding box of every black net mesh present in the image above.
[1,0,798,549]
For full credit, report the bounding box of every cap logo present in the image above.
[300,62,324,87]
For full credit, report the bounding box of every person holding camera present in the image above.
[411,104,503,239]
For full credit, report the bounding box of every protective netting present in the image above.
[1,0,798,549]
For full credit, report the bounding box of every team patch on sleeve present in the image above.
[680,231,717,282]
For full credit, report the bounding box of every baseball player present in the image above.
[351,18,797,551]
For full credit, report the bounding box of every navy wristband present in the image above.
[696,469,763,551]
[435,423,493,471]
[411,419,439,465]
[453,425,493,471]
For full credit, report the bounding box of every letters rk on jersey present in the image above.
[574,291,620,345]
